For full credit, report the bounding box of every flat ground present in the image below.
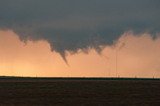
[0,77,159,106]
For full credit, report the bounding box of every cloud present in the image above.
[0,30,160,77]
[0,0,160,62]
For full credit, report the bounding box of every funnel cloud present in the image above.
[0,0,160,62]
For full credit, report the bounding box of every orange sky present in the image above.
[0,30,160,78]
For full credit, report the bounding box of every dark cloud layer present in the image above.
[0,0,160,62]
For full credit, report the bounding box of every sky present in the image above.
[0,0,160,77]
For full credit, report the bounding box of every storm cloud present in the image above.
[0,0,160,62]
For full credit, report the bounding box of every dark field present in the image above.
[0,77,160,106]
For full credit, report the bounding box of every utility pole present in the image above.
[115,41,125,78]
[116,47,118,78]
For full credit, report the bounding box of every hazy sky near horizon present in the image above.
[0,0,160,77]
[0,30,160,77]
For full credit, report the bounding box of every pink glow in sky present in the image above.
[0,30,160,78]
